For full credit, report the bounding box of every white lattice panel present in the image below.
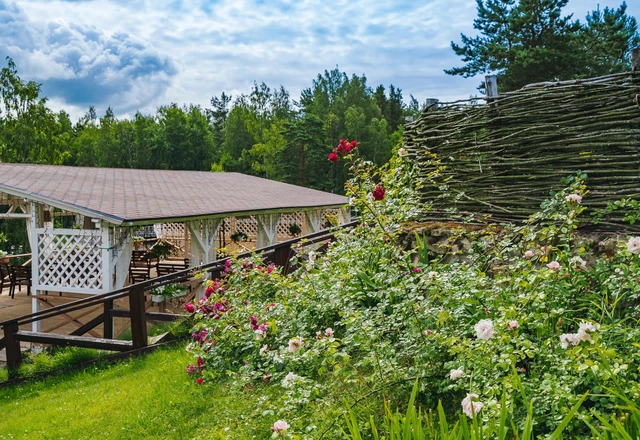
[154,223,185,239]
[235,216,259,238]
[277,212,304,239]
[36,229,105,293]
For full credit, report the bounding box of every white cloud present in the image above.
[0,0,177,118]
[3,0,639,120]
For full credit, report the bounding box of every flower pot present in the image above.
[151,294,165,303]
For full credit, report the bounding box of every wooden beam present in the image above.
[0,213,30,219]
[15,331,133,351]
[111,309,188,322]
[70,314,105,337]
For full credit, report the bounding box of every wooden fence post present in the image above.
[424,98,439,112]
[103,299,114,339]
[273,244,292,275]
[632,47,640,72]
[128,287,148,349]
[485,75,498,98]
[3,321,22,374]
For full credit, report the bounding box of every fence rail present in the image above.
[1,222,356,372]
[404,71,640,228]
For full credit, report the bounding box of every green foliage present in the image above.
[341,378,588,440]
[446,0,640,92]
[150,283,188,301]
[184,150,640,438]
[148,240,177,260]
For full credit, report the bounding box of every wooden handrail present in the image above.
[1,222,356,327]
[0,221,356,372]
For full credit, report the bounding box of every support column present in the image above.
[338,207,352,225]
[187,218,223,300]
[256,214,281,248]
[29,202,41,333]
[303,210,324,234]
[112,228,134,290]
[187,219,223,266]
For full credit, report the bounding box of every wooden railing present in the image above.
[0,222,356,372]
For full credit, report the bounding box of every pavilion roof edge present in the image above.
[0,183,125,225]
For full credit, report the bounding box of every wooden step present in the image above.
[15,331,134,352]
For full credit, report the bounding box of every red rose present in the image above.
[185,303,195,313]
[196,377,203,385]
[328,151,339,162]
[372,184,385,201]
[349,140,358,149]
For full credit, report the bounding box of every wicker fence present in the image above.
[404,72,640,228]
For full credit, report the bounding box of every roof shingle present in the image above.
[0,164,347,224]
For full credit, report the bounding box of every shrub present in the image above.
[185,143,640,438]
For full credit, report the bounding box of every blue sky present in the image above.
[1,0,638,120]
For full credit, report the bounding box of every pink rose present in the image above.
[546,261,561,271]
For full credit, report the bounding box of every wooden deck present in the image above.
[0,283,189,365]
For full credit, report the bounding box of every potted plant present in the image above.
[288,223,302,237]
[150,283,188,303]
[148,240,176,260]
[230,231,248,243]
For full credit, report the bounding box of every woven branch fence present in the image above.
[404,72,640,229]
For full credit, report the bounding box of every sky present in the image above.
[1,0,638,121]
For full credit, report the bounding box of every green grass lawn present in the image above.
[0,345,291,439]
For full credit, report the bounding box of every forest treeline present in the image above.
[0,58,422,194]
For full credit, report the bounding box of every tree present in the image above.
[0,57,72,164]
[580,3,640,78]
[446,0,639,92]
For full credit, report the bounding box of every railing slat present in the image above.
[104,299,114,339]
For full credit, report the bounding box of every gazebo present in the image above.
[0,164,348,331]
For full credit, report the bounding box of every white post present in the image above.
[187,219,222,300]
[101,223,113,292]
[338,207,352,225]
[256,214,281,248]
[30,202,40,333]
[303,210,324,234]
[113,228,134,290]
[187,219,223,265]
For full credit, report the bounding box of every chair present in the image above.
[0,262,10,295]
[156,258,189,277]
[9,264,31,299]
[129,250,153,283]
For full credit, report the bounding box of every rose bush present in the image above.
[185,143,640,438]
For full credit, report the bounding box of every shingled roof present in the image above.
[0,164,347,224]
